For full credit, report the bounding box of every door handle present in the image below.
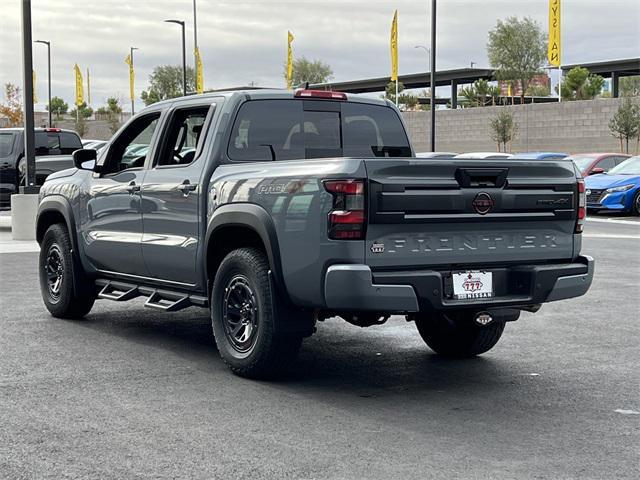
[179,180,197,196]
[127,182,140,195]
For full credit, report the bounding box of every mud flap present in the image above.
[268,271,316,337]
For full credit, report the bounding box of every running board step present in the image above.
[98,282,140,301]
[95,279,208,312]
[144,291,191,312]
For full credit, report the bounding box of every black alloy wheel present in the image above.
[222,275,259,353]
[44,243,64,302]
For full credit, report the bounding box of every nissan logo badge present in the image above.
[472,192,494,215]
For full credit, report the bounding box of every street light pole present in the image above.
[34,40,51,127]
[130,46,138,115]
[414,45,431,73]
[193,0,198,86]
[429,0,437,152]
[21,0,36,192]
[164,19,187,96]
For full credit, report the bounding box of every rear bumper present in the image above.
[324,255,594,313]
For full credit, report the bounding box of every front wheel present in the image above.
[211,248,303,378]
[39,223,95,318]
[413,311,505,357]
[632,191,640,216]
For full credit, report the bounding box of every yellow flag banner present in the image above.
[74,64,84,106]
[390,10,398,82]
[548,0,561,66]
[125,54,135,101]
[195,47,204,94]
[286,31,294,89]
[32,70,37,104]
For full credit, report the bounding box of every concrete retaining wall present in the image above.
[403,97,637,155]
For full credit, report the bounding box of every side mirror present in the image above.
[72,148,97,170]
[589,167,605,175]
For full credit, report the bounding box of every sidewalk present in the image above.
[0,212,39,254]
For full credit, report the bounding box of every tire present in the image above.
[211,248,303,379]
[632,191,640,216]
[17,157,26,186]
[39,223,95,319]
[413,311,505,357]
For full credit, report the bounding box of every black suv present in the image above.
[0,127,82,209]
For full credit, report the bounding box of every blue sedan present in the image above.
[585,156,640,215]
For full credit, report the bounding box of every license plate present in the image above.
[452,271,493,299]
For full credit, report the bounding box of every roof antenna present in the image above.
[296,81,309,90]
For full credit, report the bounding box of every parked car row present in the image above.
[585,156,640,215]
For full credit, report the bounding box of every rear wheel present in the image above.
[413,311,505,357]
[39,223,95,318]
[211,248,303,378]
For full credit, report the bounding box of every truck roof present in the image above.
[139,88,392,112]
[0,127,79,134]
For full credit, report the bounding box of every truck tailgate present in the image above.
[364,158,578,269]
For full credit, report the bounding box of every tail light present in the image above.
[576,178,586,233]
[324,179,366,239]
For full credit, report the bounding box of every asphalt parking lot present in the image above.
[0,214,638,479]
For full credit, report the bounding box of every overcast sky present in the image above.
[1,0,639,112]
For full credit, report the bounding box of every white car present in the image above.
[454,152,514,159]
[416,152,458,159]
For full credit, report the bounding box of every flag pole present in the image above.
[395,80,398,107]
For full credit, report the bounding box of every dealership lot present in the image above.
[0,216,638,479]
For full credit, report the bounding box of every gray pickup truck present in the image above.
[35,89,594,378]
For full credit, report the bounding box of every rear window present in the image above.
[227,100,411,161]
[35,132,60,156]
[33,131,81,155]
[0,132,15,158]
[59,132,82,154]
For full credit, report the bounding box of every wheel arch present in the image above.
[36,196,77,251]
[36,196,92,299]
[204,203,288,301]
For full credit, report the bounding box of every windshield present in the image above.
[566,155,596,171]
[228,99,411,161]
[607,156,640,175]
[0,132,16,158]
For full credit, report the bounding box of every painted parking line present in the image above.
[582,233,640,239]
[0,242,40,254]
[586,217,640,226]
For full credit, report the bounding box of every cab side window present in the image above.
[156,106,210,167]
[101,113,160,175]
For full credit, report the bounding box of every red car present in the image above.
[566,153,631,177]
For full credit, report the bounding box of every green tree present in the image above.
[525,84,551,97]
[609,98,640,153]
[490,109,518,152]
[0,83,23,127]
[69,101,93,119]
[384,80,404,104]
[284,57,333,86]
[141,65,195,106]
[96,97,123,134]
[620,76,640,98]
[48,96,68,119]
[487,16,546,104]
[560,67,604,101]
[459,79,500,107]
